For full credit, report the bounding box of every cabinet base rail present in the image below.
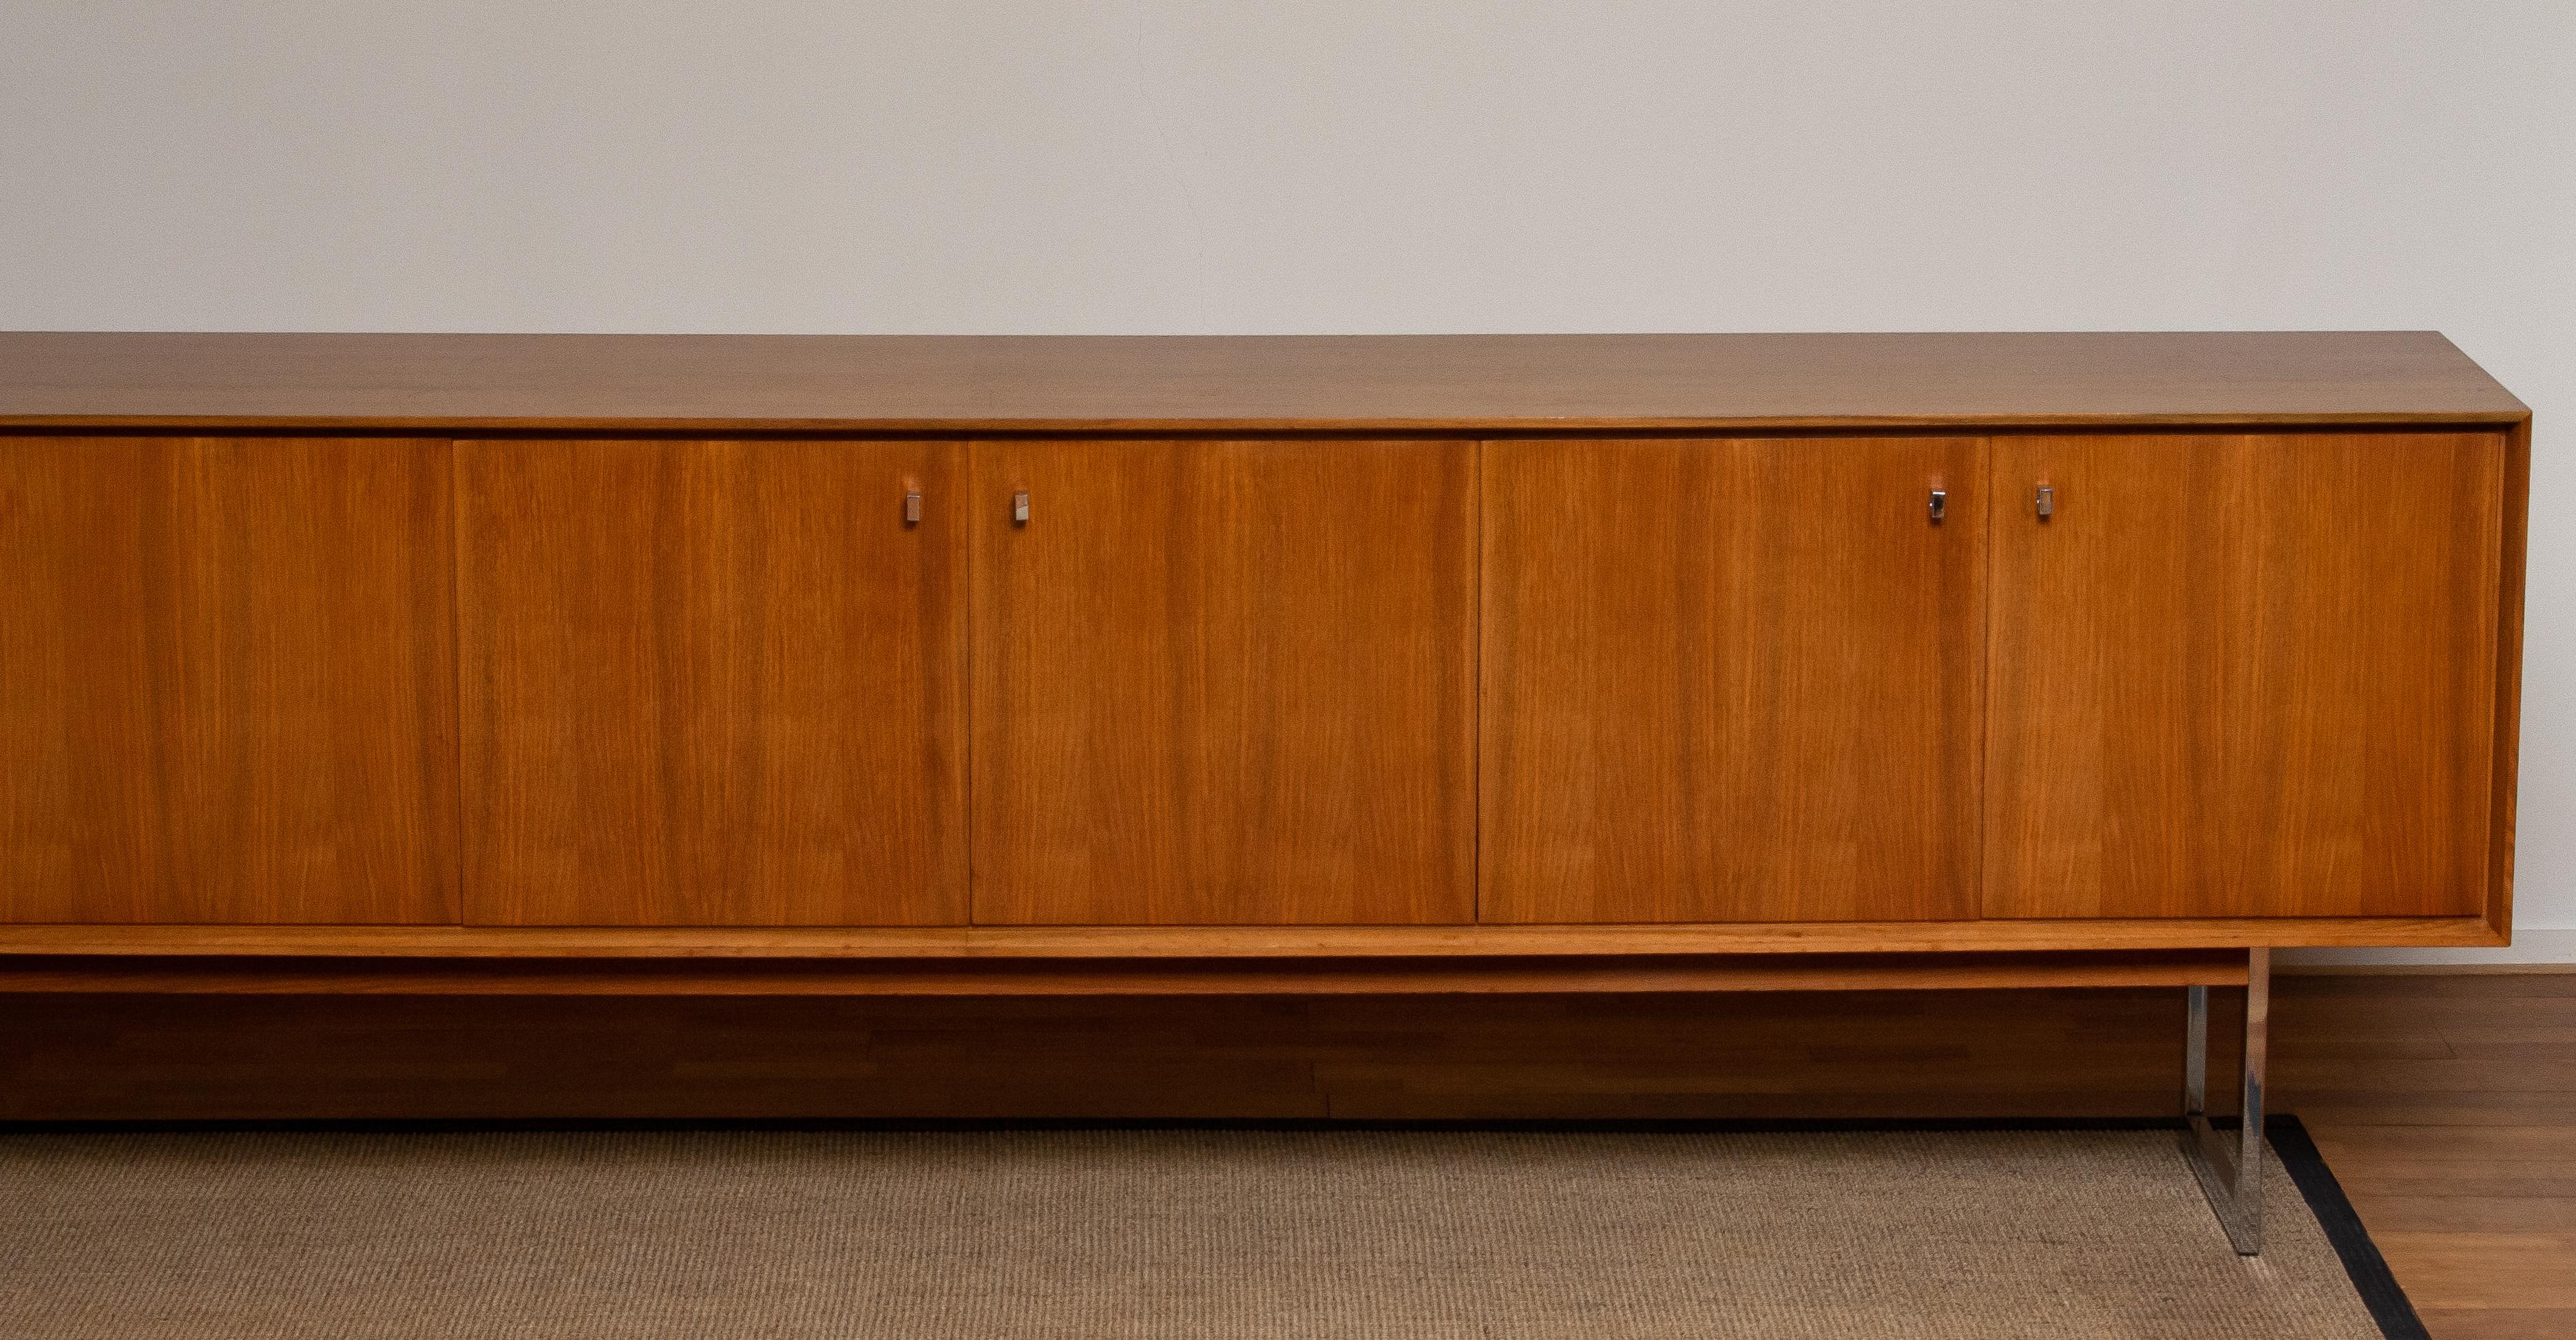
[0,950,2249,996]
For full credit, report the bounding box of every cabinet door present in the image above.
[972,439,1476,925]
[0,437,459,923]
[1985,433,2504,919]
[458,440,965,925]
[1480,437,1986,923]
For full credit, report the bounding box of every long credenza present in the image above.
[0,331,2528,997]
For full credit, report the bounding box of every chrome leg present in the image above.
[2182,948,2269,1255]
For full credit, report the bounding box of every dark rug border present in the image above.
[0,1112,2426,1339]
[2267,1113,2430,1340]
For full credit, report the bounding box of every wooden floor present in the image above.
[2277,974,2576,1340]
[0,971,2566,1335]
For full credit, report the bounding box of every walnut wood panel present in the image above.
[0,437,458,923]
[1481,437,1985,923]
[1985,432,2507,919]
[971,439,1475,925]
[457,440,965,925]
[0,916,2502,959]
[0,332,2526,433]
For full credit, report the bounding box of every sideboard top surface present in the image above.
[0,331,2528,434]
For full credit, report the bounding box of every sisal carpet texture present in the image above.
[0,1127,2384,1339]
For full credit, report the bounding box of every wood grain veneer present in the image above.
[456,439,967,926]
[1985,433,2506,920]
[0,332,2527,433]
[970,439,1476,925]
[1480,437,1985,923]
[0,437,459,923]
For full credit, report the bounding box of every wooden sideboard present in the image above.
[0,332,2530,995]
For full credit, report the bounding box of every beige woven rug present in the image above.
[0,1127,2388,1339]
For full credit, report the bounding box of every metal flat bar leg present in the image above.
[2181,949,2268,1254]
[2184,984,2208,1122]
[2239,949,2269,1243]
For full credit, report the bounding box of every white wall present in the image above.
[3,1,2568,960]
